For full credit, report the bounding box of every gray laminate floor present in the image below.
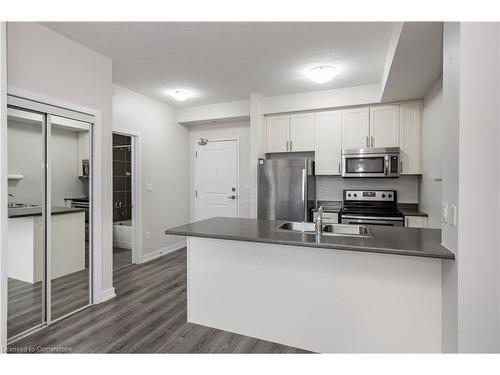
[113,247,132,270]
[9,248,310,353]
[8,269,90,339]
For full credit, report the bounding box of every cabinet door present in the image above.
[400,102,421,174]
[369,105,400,148]
[315,110,342,175]
[405,216,428,228]
[266,114,290,153]
[290,113,315,151]
[341,108,370,149]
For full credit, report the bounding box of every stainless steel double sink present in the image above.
[275,221,372,238]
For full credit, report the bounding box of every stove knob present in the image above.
[382,194,386,198]
[388,194,392,198]
[353,194,357,197]
[347,193,351,197]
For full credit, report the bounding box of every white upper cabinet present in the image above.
[266,114,290,153]
[315,110,342,175]
[341,108,370,149]
[399,102,421,174]
[369,105,400,148]
[290,113,315,152]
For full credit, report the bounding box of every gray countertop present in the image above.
[8,206,86,218]
[398,204,429,217]
[165,217,455,260]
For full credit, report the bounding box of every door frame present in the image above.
[193,138,240,222]
[112,130,142,265]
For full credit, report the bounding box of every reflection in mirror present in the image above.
[50,116,91,321]
[7,108,45,338]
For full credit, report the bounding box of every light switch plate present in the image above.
[146,183,153,192]
[450,205,457,227]
[145,231,151,240]
[442,203,448,223]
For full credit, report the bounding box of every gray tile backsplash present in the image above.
[316,175,420,203]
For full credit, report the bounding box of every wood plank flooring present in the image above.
[113,247,132,271]
[8,270,89,338]
[9,248,310,353]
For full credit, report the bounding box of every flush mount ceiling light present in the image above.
[306,66,339,84]
[170,90,191,101]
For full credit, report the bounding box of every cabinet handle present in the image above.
[400,161,403,173]
[371,136,374,147]
[290,141,293,151]
[286,140,289,152]
[338,162,341,174]
[366,136,369,148]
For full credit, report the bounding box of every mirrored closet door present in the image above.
[6,97,94,341]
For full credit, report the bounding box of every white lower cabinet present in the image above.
[405,216,428,228]
[314,110,342,175]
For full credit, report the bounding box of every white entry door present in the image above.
[194,139,239,221]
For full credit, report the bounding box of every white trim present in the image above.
[100,287,116,303]
[6,85,105,306]
[193,137,240,221]
[112,129,143,265]
[142,241,186,263]
[0,22,8,350]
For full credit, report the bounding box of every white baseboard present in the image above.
[99,287,116,303]
[142,241,185,263]
[113,239,132,250]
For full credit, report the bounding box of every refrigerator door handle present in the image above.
[302,168,307,220]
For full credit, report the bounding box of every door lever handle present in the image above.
[227,195,237,200]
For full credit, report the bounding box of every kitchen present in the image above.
[1,18,500,362]
[166,94,452,353]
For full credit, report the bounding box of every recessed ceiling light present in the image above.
[306,66,339,84]
[170,90,191,101]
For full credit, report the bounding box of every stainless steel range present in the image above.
[340,189,404,226]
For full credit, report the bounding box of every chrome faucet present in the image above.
[315,206,324,234]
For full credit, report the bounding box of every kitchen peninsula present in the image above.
[8,206,86,283]
[166,217,454,353]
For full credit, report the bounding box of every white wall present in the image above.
[7,120,87,206]
[189,120,251,220]
[6,22,113,299]
[112,85,189,259]
[317,176,420,203]
[177,99,250,124]
[457,22,500,353]
[262,84,381,114]
[420,77,443,228]
[440,22,460,353]
[0,21,8,351]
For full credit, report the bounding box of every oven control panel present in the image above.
[344,190,396,202]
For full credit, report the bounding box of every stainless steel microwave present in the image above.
[341,147,400,178]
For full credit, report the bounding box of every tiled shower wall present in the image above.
[113,133,132,222]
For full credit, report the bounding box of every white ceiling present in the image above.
[42,22,395,107]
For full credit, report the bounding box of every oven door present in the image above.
[341,215,404,227]
[342,154,388,177]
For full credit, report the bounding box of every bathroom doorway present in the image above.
[112,133,135,270]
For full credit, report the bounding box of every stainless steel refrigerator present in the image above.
[257,158,316,222]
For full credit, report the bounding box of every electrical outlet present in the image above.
[145,231,151,240]
[442,203,448,223]
[450,205,457,227]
